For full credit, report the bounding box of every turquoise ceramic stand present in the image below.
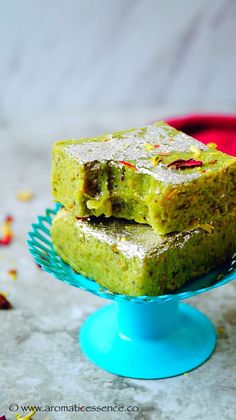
[28,204,236,379]
[80,300,216,378]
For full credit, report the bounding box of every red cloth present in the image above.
[166,114,236,156]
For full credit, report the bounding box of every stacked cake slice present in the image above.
[51,121,236,296]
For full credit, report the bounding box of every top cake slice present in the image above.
[51,121,236,234]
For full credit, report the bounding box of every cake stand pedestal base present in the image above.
[80,299,216,379]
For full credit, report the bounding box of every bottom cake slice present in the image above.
[51,207,236,296]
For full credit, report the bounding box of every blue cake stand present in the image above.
[28,204,236,379]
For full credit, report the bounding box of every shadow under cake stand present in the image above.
[28,204,236,379]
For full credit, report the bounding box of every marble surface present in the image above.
[0,112,236,420]
[0,0,236,118]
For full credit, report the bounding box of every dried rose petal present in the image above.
[0,235,12,246]
[7,269,17,280]
[167,158,203,170]
[0,293,12,310]
[0,215,14,246]
[0,415,6,420]
[119,160,136,170]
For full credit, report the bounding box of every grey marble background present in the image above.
[1,118,236,420]
[1,1,236,420]
[0,0,236,119]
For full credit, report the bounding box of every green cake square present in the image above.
[51,122,236,234]
[51,207,236,296]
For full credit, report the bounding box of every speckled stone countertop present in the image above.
[0,113,236,420]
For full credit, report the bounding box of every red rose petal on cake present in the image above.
[167,158,203,170]
[119,160,137,170]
